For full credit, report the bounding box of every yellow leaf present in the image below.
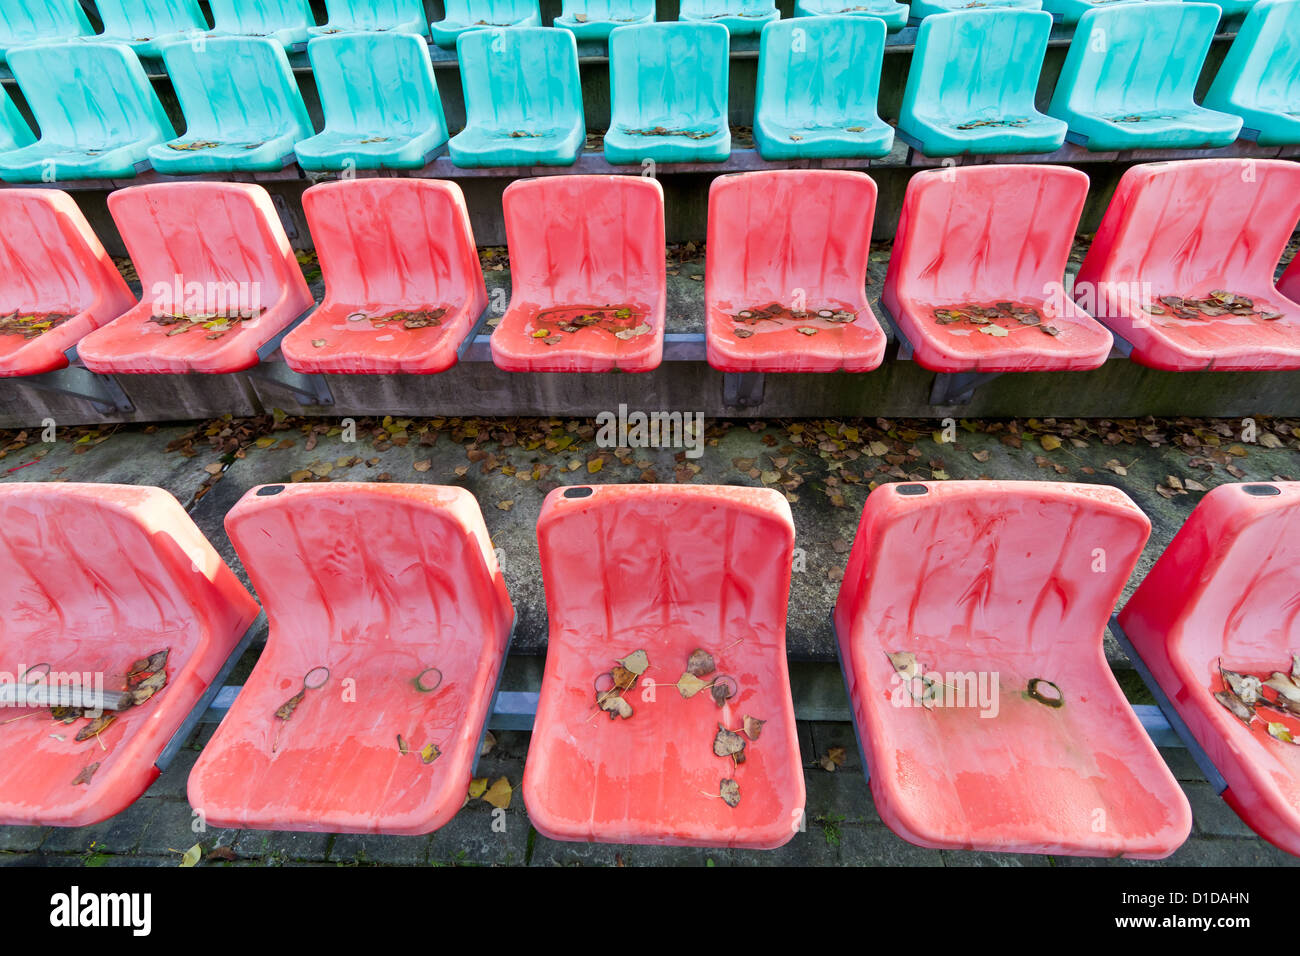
[468,777,488,800]
[587,458,603,474]
[483,776,513,810]
[179,844,202,867]
[1039,434,1062,451]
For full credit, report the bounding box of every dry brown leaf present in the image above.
[687,648,716,677]
[713,724,746,758]
[720,778,740,808]
[743,715,766,741]
[616,649,649,675]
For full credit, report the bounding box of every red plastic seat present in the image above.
[705,170,886,373]
[1075,158,1300,371]
[281,179,488,375]
[0,483,258,827]
[1119,482,1300,856]
[833,480,1192,858]
[882,165,1113,373]
[524,484,805,849]
[490,176,665,372]
[0,190,135,377]
[188,483,513,835]
[77,183,314,375]
[1279,251,1300,307]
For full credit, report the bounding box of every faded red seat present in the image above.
[882,164,1113,373]
[524,484,805,849]
[1076,158,1300,371]
[490,176,665,372]
[0,483,258,827]
[705,170,886,373]
[1280,252,1300,306]
[0,190,135,377]
[833,480,1191,858]
[188,483,513,835]
[281,179,488,374]
[78,182,314,375]
[1119,482,1300,857]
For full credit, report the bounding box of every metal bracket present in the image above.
[457,307,496,364]
[928,370,1004,406]
[1109,614,1228,794]
[249,308,335,406]
[722,372,765,407]
[829,611,872,785]
[20,348,134,414]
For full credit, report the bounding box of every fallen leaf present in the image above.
[483,776,512,810]
[206,846,237,862]
[713,724,746,758]
[677,672,708,698]
[687,648,716,677]
[76,714,116,742]
[421,743,441,764]
[719,778,740,808]
[818,746,846,772]
[275,690,305,721]
[1268,722,1298,744]
[179,844,202,868]
[743,715,765,741]
[397,734,409,755]
[1215,690,1254,725]
[616,649,649,675]
[468,777,488,800]
[887,651,919,681]
[480,730,496,757]
[71,762,100,786]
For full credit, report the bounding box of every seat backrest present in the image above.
[442,0,542,22]
[7,42,175,149]
[95,0,208,37]
[307,32,445,136]
[1050,3,1220,116]
[903,9,1053,121]
[320,0,428,30]
[160,36,312,142]
[458,27,581,131]
[0,0,93,46]
[706,169,876,308]
[537,484,794,645]
[834,481,1149,659]
[107,182,309,315]
[609,22,729,130]
[757,16,886,127]
[502,175,664,307]
[225,483,512,649]
[884,164,1089,304]
[1120,483,1300,666]
[0,189,134,316]
[1076,159,1300,294]
[681,0,777,15]
[302,178,485,310]
[561,0,655,20]
[1204,0,1300,113]
[0,483,256,645]
[209,0,314,35]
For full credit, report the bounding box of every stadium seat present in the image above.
[1040,0,1176,25]
[295,32,449,172]
[705,170,887,372]
[604,22,730,164]
[309,0,430,37]
[207,0,315,48]
[490,176,665,372]
[679,0,779,34]
[188,483,514,835]
[77,183,314,375]
[430,0,542,48]
[0,483,259,828]
[1074,158,1300,370]
[281,179,488,374]
[833,480,1192,858]
[794,0,909,31]
[524,484,805,849]
[450,27,585,168]
[86,0,209,58]
[911,0,1040,17]
[150,36,313,174]
[1119,482,1300,856]
[882,164,1114,373]
[0,190,136,378]
[1216,0,1262,15]
[0,0,93,63]
[897,10,1067,157]
[0,42,174,182]
[1047,3,1243,151]
[554,0,655,40]
[1203,0,1300,147]
[0,86,34,154]
[753,16,893,160]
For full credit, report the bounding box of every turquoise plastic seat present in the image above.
[0,42,174,182]
[1041,0,1181,26]
[680,0,779,35]
[554,0,656,40]
[1203,0,1300,147]
[0,87,34,153]
[0,0,93,63]
[754,17,893,159]
[431,0,542,48]
[450,28,584,168]
[150,37,313,174]
[309,0,430,38]
[794,0,909,31]
[1217,0,1261,15]
[295,33,448,172]
[911,0,1040,20]
[86,0,209,58]
[898,10,1066,157]
[207,0,314,48]
[605,22,730,164]
[1048,3,1242,151]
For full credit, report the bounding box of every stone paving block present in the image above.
[529,835,710,867]
[810,722,864,772]
[136,799,220,857]
[940,849,1052,867]
[728,826,842,867]
[1157,747,1208,783]
[39,798,160,856]
[837,824,945,867]
[803,767,878,826]
[0,825,49,853]
[233,828,333,863]
[1183,781,1256,839]
[427,806,528,865]
[329,833,431,866]
[141,748,199,801]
